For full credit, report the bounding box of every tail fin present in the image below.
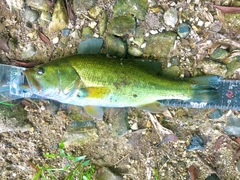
[187,76,222,102]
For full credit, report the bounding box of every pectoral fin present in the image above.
[138,101,167,113]
[78,87,110,98]
[84,105,104,120]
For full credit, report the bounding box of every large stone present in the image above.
[108,15,136,36]
[26,0,50,11]
[49,0,68,32]
[113,0,147,20]
[144,31,177,62]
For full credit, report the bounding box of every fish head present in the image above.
[23,61,81,99]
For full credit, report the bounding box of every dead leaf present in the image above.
[38,30,51,44]
[188,165,199,180]
[213,135,226,153]
[0,38,10,52]
[65,0,76,25]
[212,4,240,13]
[12,59,41,67]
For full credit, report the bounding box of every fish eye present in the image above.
[36,67,45,75]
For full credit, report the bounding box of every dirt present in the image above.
[1,0,240,180]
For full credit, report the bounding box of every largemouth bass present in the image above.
[23,54,220,119]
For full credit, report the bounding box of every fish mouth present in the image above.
[24,69,41,92]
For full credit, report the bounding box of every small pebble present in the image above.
[24,9,39,22]
[88,21,97,29]
[150,30,158,35]
[52,37,59,44]
[187,135,206,151]
[205,174,220,180]
[131,123,138,130]
[163,7,178,28]
[61,29,71,36]
[197,20,204,27]
[177,23,190,38]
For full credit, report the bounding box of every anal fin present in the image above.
[84,106,104,120]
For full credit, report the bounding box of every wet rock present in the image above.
[133,27,145,47]
[210,47,230,61]
[63,120,98,147]
[169,56,180,66]
[207,109,223,119]
[162,66,180,78]
[177,23,190,38]
[187,135,206,151]
[113,0,147,20]
[24,9,39,22]
[26,0,50,11]
[49,0,68,32]
[21,44,36,59]
[82,26,94,38]
[128,45,143,57]
[52,37,59,44]
[73,0,97,12]
[96,167,122,180]
[40,11,51,22]
[205,173,220,180]
[105,35,127,57]
[108,15,136,36]
[201,59,227,76]
[224,116,240,137]
[163,7,178,28]
[99,10,108,36]
[226,56,240,77]
[61,29,71,36]
[78,38,103,54]
[144,31,177,62]
[88,6,102,19]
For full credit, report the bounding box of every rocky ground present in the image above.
[1,0,240,179]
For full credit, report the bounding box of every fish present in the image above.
[22,54,221,120]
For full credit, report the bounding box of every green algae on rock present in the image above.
[144,31,177,61]
[113,0,147,20]
[49,0,68,32]
[78,38,103,54]
[82,26,94,38]
[226,56,240,77]
[99,10,108,36]
[88,5,103,19]
[26,0,50,11]
[128,45,143,57]
[210,47,230,61]
[105,35,127,57]
[108,15,136,36]
[73,0,97,12]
